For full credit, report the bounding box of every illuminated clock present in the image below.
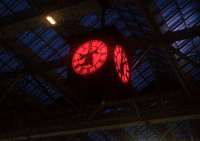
[114,45,130,83]
[72,39,108,75]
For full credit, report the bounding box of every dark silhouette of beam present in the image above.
[0,58,67,80]
[0,101,199,140]
[164,26,200,42]
[0,38,78,110]
[133,0,193,96]
[170,47,200,68]
[191,120,200,141]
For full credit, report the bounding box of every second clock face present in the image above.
[72,40,108,75]
[114,45,130,84]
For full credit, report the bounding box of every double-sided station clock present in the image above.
[68,29,132,103]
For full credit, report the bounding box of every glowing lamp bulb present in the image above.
[46,15,56,25]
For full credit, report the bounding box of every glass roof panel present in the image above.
[0,0,29,18]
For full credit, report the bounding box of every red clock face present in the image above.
[72,40,108,75]
[114,45,130,83]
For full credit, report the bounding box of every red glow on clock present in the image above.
[114,45,130,83]
[72,40,108,75]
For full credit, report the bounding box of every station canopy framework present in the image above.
[0,0,200,140]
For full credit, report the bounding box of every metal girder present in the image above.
[0,0,102,38]
[0,38,78,109]
[191,120,200,141]
[133,0,194,90]
[164,46,191,96]
[126,26,200,52]
[164,25,200,43]
[0,47,70,81]
[171,47,200,68]
[0,57,67,79]
[0,38,65,77]
[0,38,66,69]
[0,39,67,91]
[0,100,199,141]
[132,0,200,42]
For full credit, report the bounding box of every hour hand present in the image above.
[79,54,88,59]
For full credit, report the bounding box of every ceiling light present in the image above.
[46,15,56,25]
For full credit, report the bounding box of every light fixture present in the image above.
[46,15,56,25]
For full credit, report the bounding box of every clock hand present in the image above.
[88,47,99,55]
[79,45,101,66]
[79,54,93,66]
[79,51,96,60]
[78,54,87,60]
